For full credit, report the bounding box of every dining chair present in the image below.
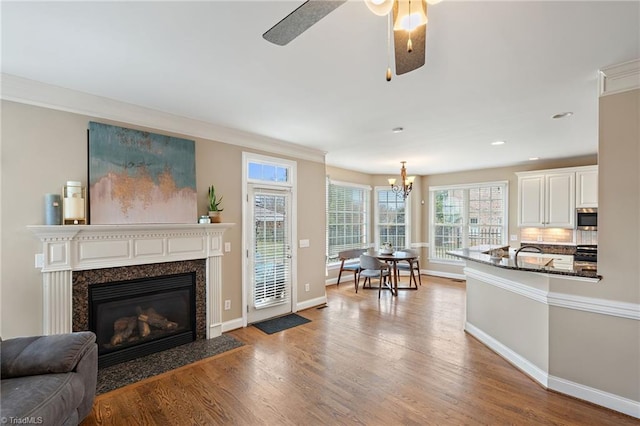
[358,254,392,298]
[396,248,422,288]
[336,248,367,287]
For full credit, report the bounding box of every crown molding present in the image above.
[599,59,640,97]
[0,73,326,164]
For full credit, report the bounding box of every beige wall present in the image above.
[548,89,640,401]
[0,100,327,338]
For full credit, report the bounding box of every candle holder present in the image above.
[62,181,87,225]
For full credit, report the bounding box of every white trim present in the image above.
[296,295,328,312]
[548,375,640,419]
[1,73,326,164]
[465,267,548,304]
[28,223,232,339]
[241,152,298,326]
[327,179,372,191]
[548,292,640,321]
[467,321,640,419]
[410,242,429,248]
[221,317,244,333]
[423,269,466,281]
[464,265,640,320]
[516,165,599,177]
[465,322,549,387]
[599,59,640,97]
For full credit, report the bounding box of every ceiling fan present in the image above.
[263,0,442,81]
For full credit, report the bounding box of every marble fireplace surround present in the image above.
[28,223,233,339]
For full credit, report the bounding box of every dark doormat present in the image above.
[253,313,311,334]
[96,334,244,395]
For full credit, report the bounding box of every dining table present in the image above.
[373,251,419,295]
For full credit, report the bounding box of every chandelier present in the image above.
[388,161,416,199]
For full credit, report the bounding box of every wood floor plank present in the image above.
[83,276,637,425]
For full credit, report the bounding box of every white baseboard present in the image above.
[221,317,243,333]
[296,295,327,312]
[548,375,640,419]
[466,321,640,419]
[465,322,549,387]
[423,269,466,281]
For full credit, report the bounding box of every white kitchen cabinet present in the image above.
[517,170,575,228]
[576,166,598,208]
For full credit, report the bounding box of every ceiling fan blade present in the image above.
[392,0,427,75]
[393,24,426,75]
[263,0,347,46]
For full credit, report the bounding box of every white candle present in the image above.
[64,197,85,220]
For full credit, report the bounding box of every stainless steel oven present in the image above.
[576,208,597,231]
[574,245,597,273]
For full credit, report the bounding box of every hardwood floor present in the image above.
[83,276,637,425]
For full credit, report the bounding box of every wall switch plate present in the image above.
[224,300,231,310]
[224,242,231,252]
[305,283,310,292]
[537,235,543,242]
[299,239,310,248]
[510,235,518,241]
[35,253,44,268]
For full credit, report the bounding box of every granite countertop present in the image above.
[447,245,601,280]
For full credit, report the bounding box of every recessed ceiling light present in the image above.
[392,127,404,133]
[529,157,540,161]
[552,112,573,119]
[491,140,505,146]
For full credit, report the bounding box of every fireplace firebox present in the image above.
[89,272,196,368]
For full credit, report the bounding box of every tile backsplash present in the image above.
[576,230,598,245]
[520,228,574,244]
[520,228,598,245]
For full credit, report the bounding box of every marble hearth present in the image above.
[28,223,233,339]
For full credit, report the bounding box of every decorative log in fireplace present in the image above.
[108,307,179,347]
[89,272,196,368]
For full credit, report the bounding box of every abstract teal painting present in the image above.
[88,122,197,224]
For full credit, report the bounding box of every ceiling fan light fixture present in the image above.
[365,0,394,16]
[394,0,428,32]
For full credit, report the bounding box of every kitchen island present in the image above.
[448,245,603,400]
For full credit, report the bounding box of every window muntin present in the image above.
[375,189,408,250]
[326,180,370,264]
[430,182,507,261]
[248,161,289,184]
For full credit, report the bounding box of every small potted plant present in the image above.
[208,185,223,223]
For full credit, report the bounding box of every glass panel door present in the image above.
[247,186,292,323]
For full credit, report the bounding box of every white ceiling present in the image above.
[2,1,639,175]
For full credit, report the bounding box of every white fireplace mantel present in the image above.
[28,223,234,338]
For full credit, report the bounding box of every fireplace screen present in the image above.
[89,272,196,368]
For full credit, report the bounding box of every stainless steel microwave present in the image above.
[576,208,597,231]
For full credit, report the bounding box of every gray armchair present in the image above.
[358,254,393,298]
[1,331,98,426]
[336,248,367,287]
[396,248,422,287]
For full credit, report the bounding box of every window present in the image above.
[247,157,291,185]
[430,182,508,262]
[326,180,370,264]
[375,188,409,250]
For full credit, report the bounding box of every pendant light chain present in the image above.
[407,0,413,53]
